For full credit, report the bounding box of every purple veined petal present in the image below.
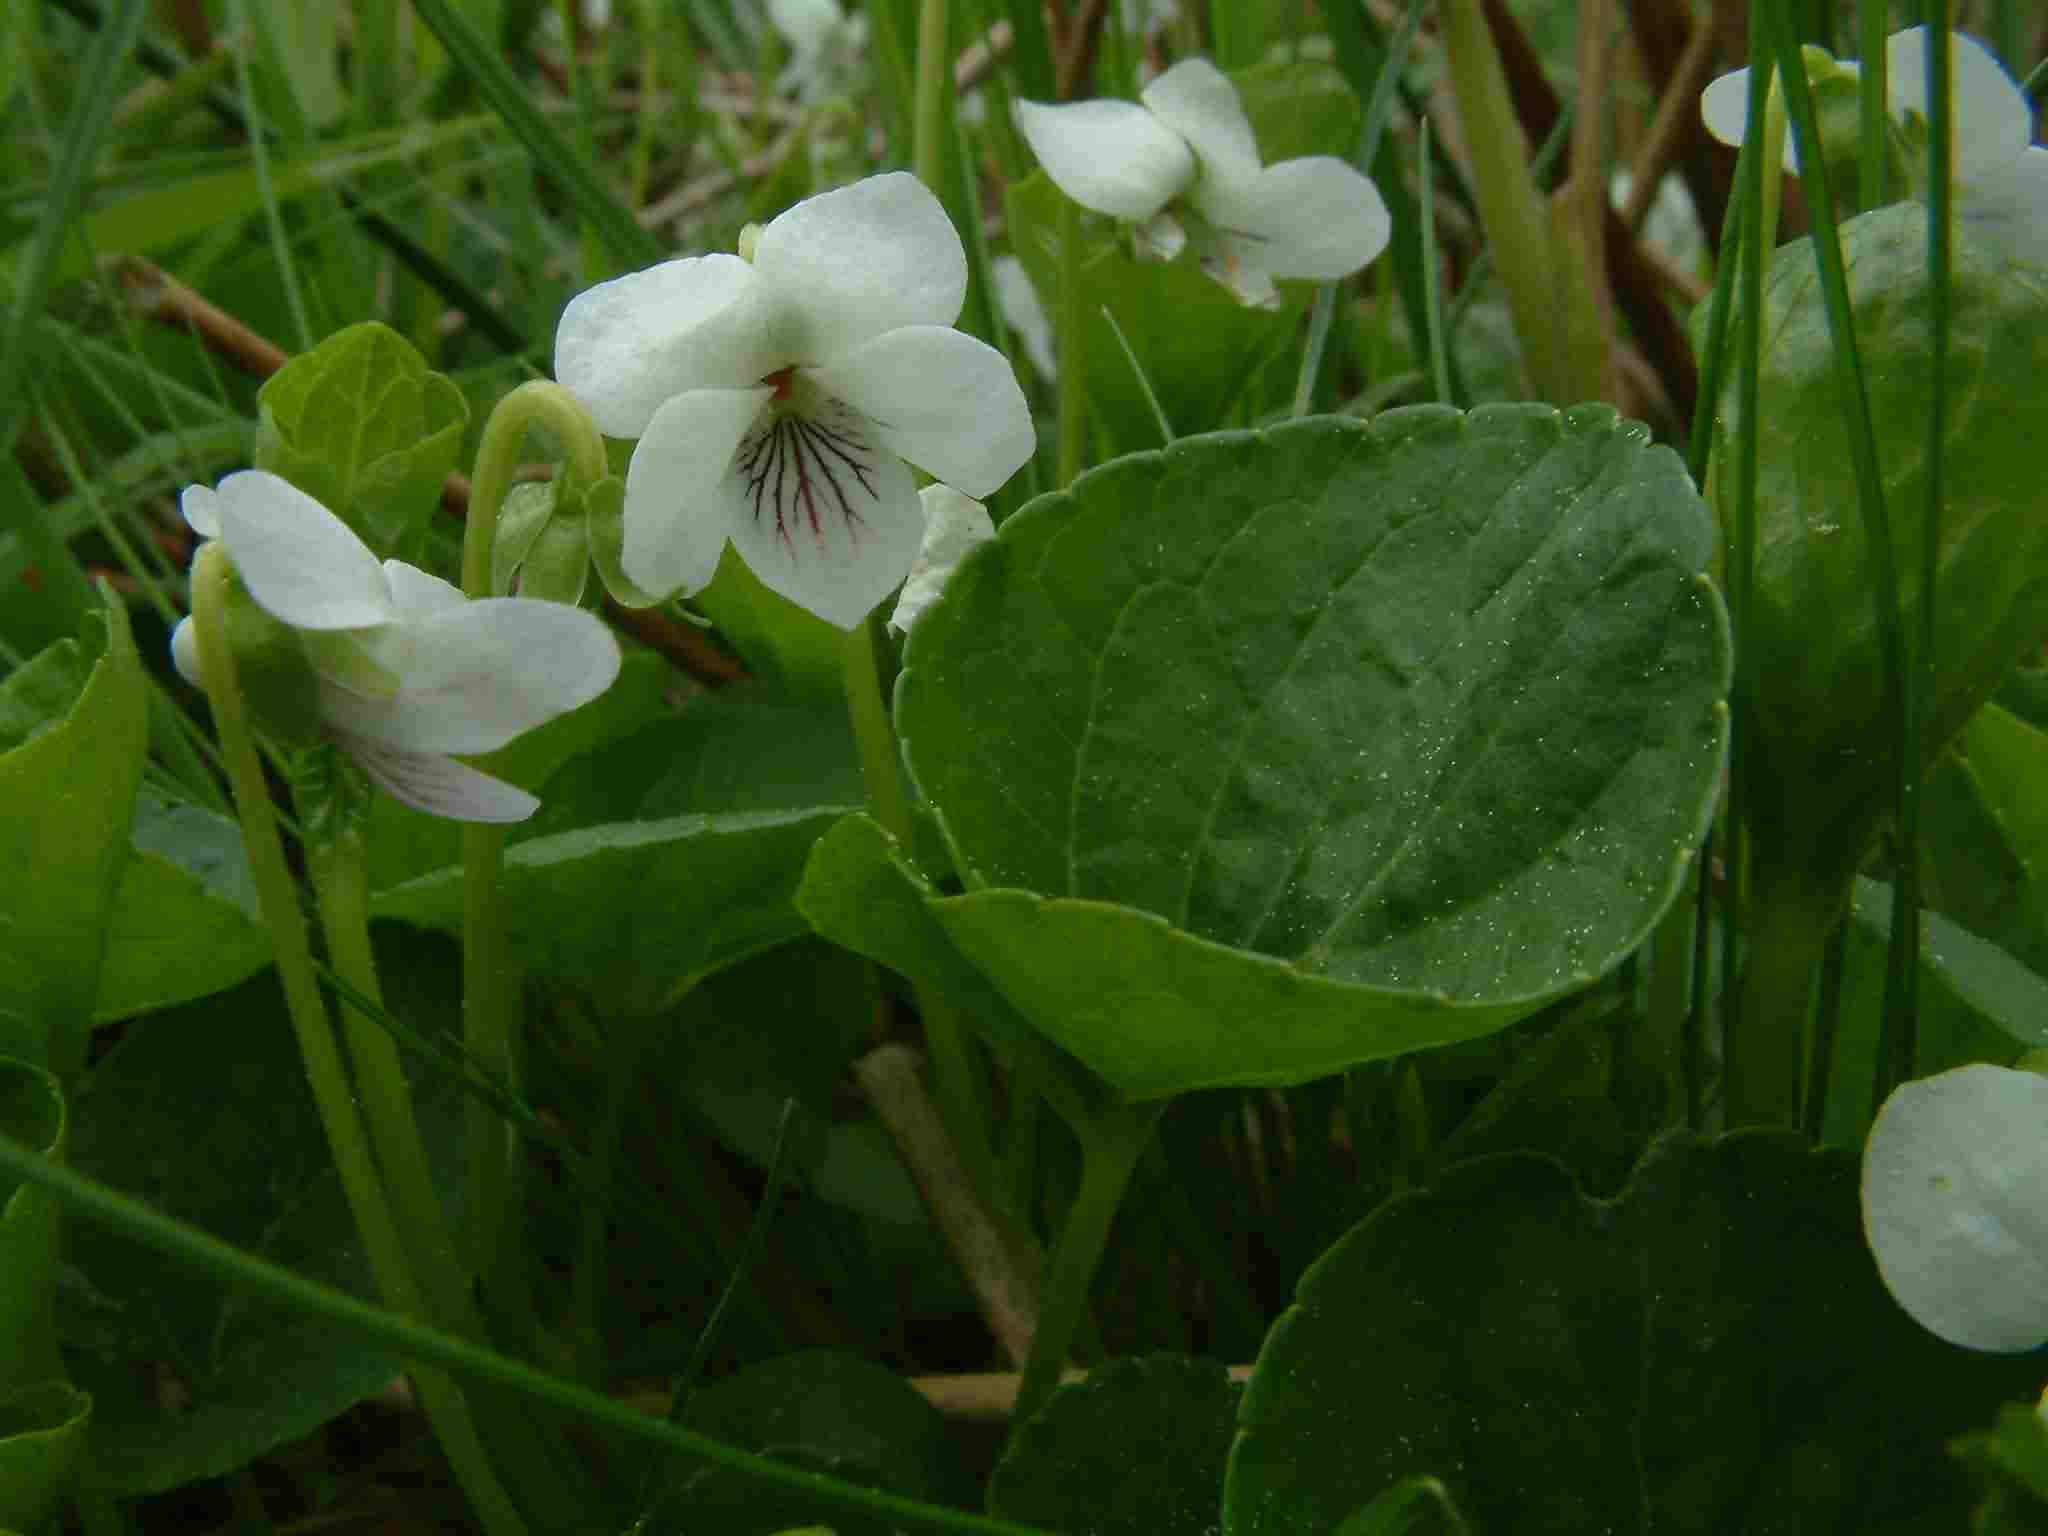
[316,596,622,755]
[1196,155,1391,282]
[806,326,1034,499]
[720,395,923,630]
[212,471,397,630]
[1013,98,1193,222]
[1862,1063,2048,1352]
[621,385,774,600]
[1140,57,1263,187]
[553,252,780,438]
[337,731,542,823]
[751,173,970,363]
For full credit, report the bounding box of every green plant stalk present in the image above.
[189,544,526,1536]
[1438,0,1588,405]
[1008,1102,1159,1436]
[1858,0,1889,211]
[0,1126,1063,1536]
[1055,200,1086,486]
[1418,119,1452,405]
[1729,864,1845,1129]
[459,382,610,1288]
[912,0,951,191]
[841,614,999,1193]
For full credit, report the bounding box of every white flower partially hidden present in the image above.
[766,0,868,102]
[1861,1063,2048,1351]
[555,173,1033,630]
[172,471,621,823]
[990,255,1056,382]
[1701,26,2048,266]
[888,485,994,635]
[1013,58,1391,306]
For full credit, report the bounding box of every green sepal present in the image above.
[519,508,592,606]
[215,581,328,749]
[253,321,468,556]
[586,476,666,609]
[492,480,558,597]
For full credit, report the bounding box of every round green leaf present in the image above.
[0,1381,89,1533]
[898,409,1729,1097]
[990,1355,1239,1536]
[1225,1132,2045,1536]
[1719,206,2048,892]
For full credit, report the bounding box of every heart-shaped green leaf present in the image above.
[1718,206,2048,899]
[990,1355,1240,1536]
[0,592,147,1077]
[94,790,268,1023]
[375,808,850,1015]
[1226,1132,2043,1535]
[0,1058,63,1396]
[253,321,467,556]
[898,409,1729,1096]
[0,1381,89,1532]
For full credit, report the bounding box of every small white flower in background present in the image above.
[1861,1062,2048,1351]
[172,471,621,823]
[554,172,1033,630]
[888,485,995,635]
[766,0,868,102]
[1700,25,2048,267]
[991,255,1057,382]
[1013,57,1391,307]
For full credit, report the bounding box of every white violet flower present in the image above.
[1861,1063,2048,1352]
[554,173,1034,630]
[888,485,995,635]
[1013,57,1391,307]
[766,0,868,103]
[990,254,1057,383]
[1701,25,2048,266]
[172,471,621,823]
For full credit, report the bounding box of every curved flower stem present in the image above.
[190,544,526,1536]
[1007,1101,1160,1438]
[458,382,610,1291]
[1055,200,1086,487]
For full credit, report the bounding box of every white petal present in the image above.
[621,386,773,600]
[179,484,221,539]
[889,485,993,634]
[991,255,1056,382]
[170,615,203,688]
[382,560,468,622]
[319,598,621,754]
[1140,57,1263,187]
[1197,156,1391,281]
[751,173,968,362]
[1959,146,2048,269]
[1013,98,1194,221]
[337,732,541,823]
[213,471,396,630]
[806,327,1034,498]
[1202,233,1281,308]
[554,253,778,438]
[767,0,842,53]
[1699,66,1754,150]
[1887,27,2031,181]
[1862,1064,2048,1352]
[721,399,922,630]
[1136,210,1188,261]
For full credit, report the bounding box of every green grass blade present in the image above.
[407,0,665,271]
[0,0,150,631]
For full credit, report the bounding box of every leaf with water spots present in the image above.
[897,408,1729,1097]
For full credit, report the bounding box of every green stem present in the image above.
[459,381,610,1284]
[1055,199,1086,487]
[911,0,950,192]
[189,545,526,1536]
[1008,1103,1158,1437]
[1728,863,1844,1130]
[0,1130,1058,1536]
